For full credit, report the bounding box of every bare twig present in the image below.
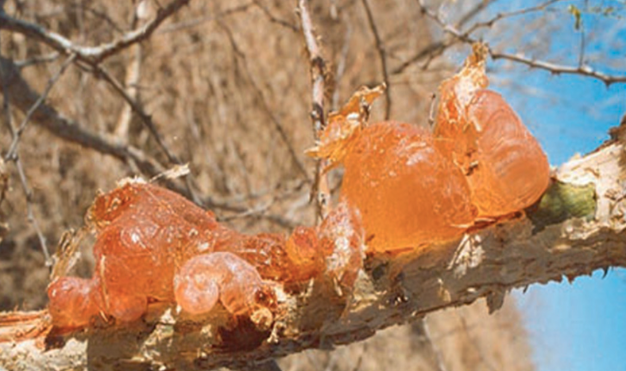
[216,22,309,180]
[14,53,61,68]
[416,0,626,86]
[392,0,493,75]
[90,63,181,164]
[455,0,499,28]
[297,0,331,220]
[13,156,51,265]
[253,0,299,32]
[0,56,296,227]
[218,180,306,226]
[1,52,50,265]
[114,44,142,140]
[331,21,352,110]
[578,1,587,68]
[463,0,562,35]
[489,51,626,86]
[0,57,168,188]
[2,52,75,266]
[65,2,126,34]
[392,40,449,75]
[427,92,437,126]
[360,0,391,119]
[412,319,449,371]
[158,2,253,34]
[5,54,76,161]
[0,0,190,64]
[457,314,497,371]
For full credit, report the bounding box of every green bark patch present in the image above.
[528,181,597,233]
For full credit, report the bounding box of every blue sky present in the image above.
[509,72,626,370]
[441,1,626,370]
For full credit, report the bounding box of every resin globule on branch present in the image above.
[47,181,362,331]
[309,42,550,253]
[434,43,551,218]
[1,43,550,341]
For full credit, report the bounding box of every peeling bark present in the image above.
[1,141,625,371]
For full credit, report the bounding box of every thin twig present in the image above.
[0,56,168,187]
[253,0,299,32]
[158,2,253,34]
[0,43,13,138]
[332,21,352,110]
[0,56,294,227]
[420,318,449,371]
[392,40,449,75]
[1,53,76,266]
[1,47,52,264]
[88,63,182,164]
[218,180,306,226]
[297,0,331,221]
[490,51,626,86]
[416,0,626,86]
[0,0,190,64]
[13,155,51,265]
[578,0,587,68]
[457,314,498,371]
[427,92,437,126]
[463,0,562,35]
[114,44,142,140]
[392,0,492,75]
[216,21,309,180]
[14,52,60,68]
[360,0,391,119]
[5,54,76,161]
[456,0,499,28]
[65,2,126,34]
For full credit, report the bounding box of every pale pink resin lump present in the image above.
[174,252,274,316]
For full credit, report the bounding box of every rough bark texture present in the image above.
[0,139,624,371]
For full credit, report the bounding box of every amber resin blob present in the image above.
[434,43,550,217]
[46,180,362,330]
[341,122,476,252]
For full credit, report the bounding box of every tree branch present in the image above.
[297,0,331,220]
[0,0,190,64]
[1,137,625,370]
[0,56,299,227]
[489,51,626,85]
[0,56,167,179]
[415,0,626,86]
[360,0,391,119]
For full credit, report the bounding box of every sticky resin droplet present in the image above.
[284,226,323,282]
[47,277,102,329]
[434,43,550,217]
[463,90,550,216]
[341,122,476,253]
[175,252,276,316]
[318,201,364,289]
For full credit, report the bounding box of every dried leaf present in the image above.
[150,163,191,182]
[50,229,86,280]
[305,83,386,171]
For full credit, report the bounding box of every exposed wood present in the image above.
[1,140,625,370]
